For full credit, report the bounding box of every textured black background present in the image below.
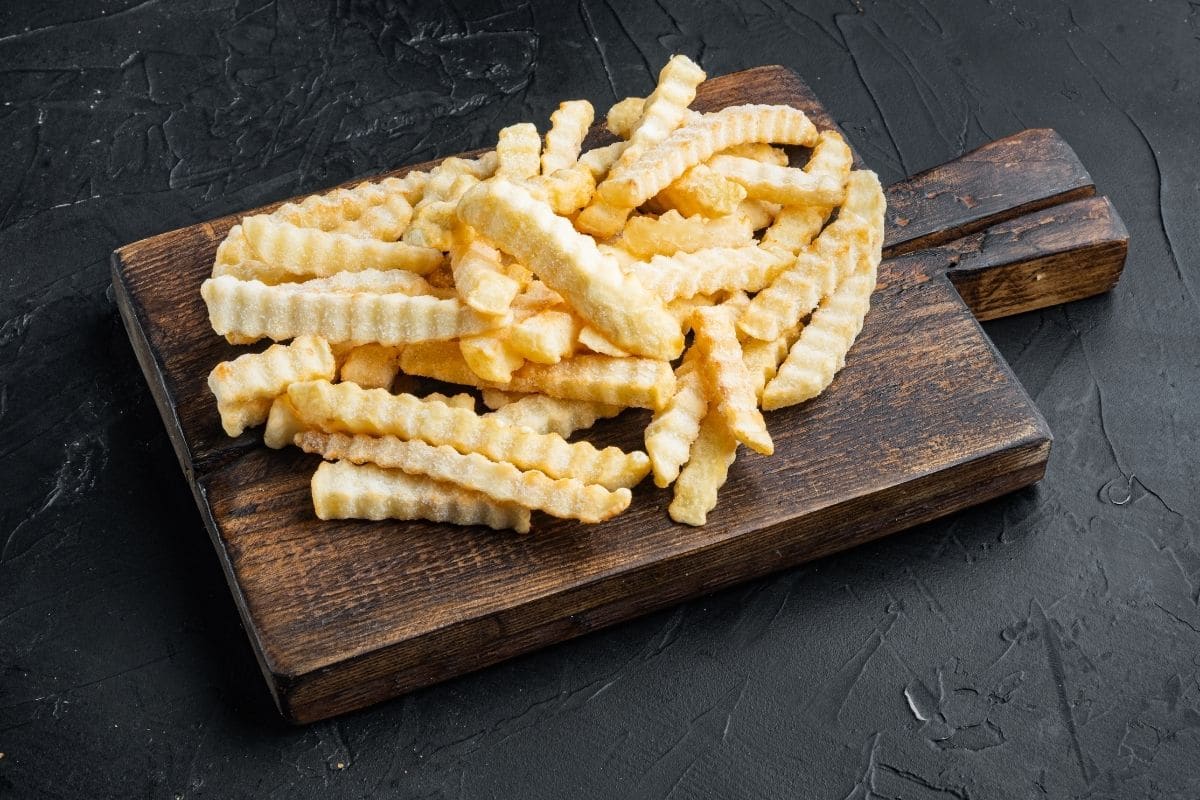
[2,1,1198,797]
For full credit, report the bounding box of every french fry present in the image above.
[573,199,634,239]
[400,342,676,410]
[577,325,631,357]
[644,349,707,488]
[481,389,523,410]
[299,432,631,523]
[651,164,746,218]
[511,280,566,312]
[598,104,819,208]
[612,55,706,172]
[597,243,636,273]
[201,276,507,345]
[287,380,649,490]
[761,131,854,253]
[311,460,531,532]
[668,413,739,526]
[208,334,335,409]
[421,392,477,411]
[577,141,628,181]
[270,179,411,231]
[486,394,622,437]
[742,323,801,400]
[737,199,780,231]
[717,142,789,166]
[633,246,791,301]
[450,239,520,316]
[241,215,442,277]
[264,395,307,449]
[457,179,683,360]
[215,397,274,439]
[459,333,526,383]
[691,306,773,455]
[496,122,542,180]
[542,100,594,174]
[286,268,440,297]
[691,307,772,455]
[508,309,579,364]
[333,193,413,240]
[761,269,877,410]
[619,210,753,259]
[525,165,595,215]
[605,96,645,138]
[339,343,403,389]
[708,154,845,206]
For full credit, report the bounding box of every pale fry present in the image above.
[633,246,791,300]
[577,141,628,181]
[509,309,579,364]
[573,199,634,239]
[718,142,789,166]
[450,239,520,316]
[400,342,676,410]
[496,122,541,179]
[215,397,273,439]
[668,413,739,526]
[264,395,307,449]
[460,333,526,383]
[666,293,718,333]
[708,154,845,206]
[761,130,854,252]
[742,323,801,401]
[691,306,773,455]
[286,268,438,296]
[311,460,530,532]
[737,199,780,231]
[339,343,403,389]
[241,215,442,277]
[651,164,746,218]
[481,389,523,410]
[201,275,507,345]
[599,104,819,208]
[457,179,683,360]
[333,193,413,240]
[208,334,335,409]
[761,269,877,410]
[736,244,849,343]
[644,348,707,488]
[287,380,650,490]
[421,392,477,410]
[619,210,752,259]
[612,55,706,172]
[577,325,631,357]
[525,165,595,215]
[270,180,404,230]
[542,100,594,174]
[605,96,645,138]
[486,394,622,437]
[299,432,630,523]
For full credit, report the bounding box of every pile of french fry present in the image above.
[200,55,885,531]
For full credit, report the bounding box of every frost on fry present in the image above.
[311,460,531,532]
[644,349,707,488]
[457,179,683,360]
[486,394,622,437]
[241,215,442,278]
[668,413,739,526]
[691,306,773,456]
[542,100,594,174]
[287,379,650,490]
[299,432,631,523]
[496,122,542,180]
[619,210,752,259]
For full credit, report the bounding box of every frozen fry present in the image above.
[668,413,739,526]
[619,210,752,259]
[599,104,819,208]
[742,323,801,400]
[761,131,854,252]
[457,179,683,360]
[286,268,439,297]
[264,395,307,449]
[644,349,707,488]
[509,309,579,364]
[460,333,526,383]
[496,122,541,179]
[606,96,645,138]
[241,215,442,277]
[577,325,631,357]
[612,55,706,172]
[718,142,789,166]
[400,342,676,410]
[634,246,791,300]
[737,199,780,231]
[481,389,523,410]
[486,394,622,437]
[542,100,594,174]
[761,269,877,410]
[287,379,650,489]
[525,165,596,215]
[450,239,520,316]
[577,141,628,181]
[311,460,530,532]
[214,397,273,439]
[691,306,773,455]
[708,154,845,206]
[421,392,477,411]
[208,335,335,409]
[339,343,403,389]
[333,193,413,240]
[299,432,631,523]
[201,275,507,345]
[651,164,746,218]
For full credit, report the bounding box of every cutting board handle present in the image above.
[881,128,1128,320]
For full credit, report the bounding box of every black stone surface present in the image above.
[1,1,1197,797]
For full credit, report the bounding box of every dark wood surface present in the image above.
[110,66,1127,723]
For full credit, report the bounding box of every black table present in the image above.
[2,2,1197,797]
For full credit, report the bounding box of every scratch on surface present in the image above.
[0,0,164,45]
[1034,602,1093,784]
[1152,602,1200,636]
[579,0,620,100]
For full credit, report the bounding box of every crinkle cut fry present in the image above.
[200,275,507,345]
[400,341,676,411]
[457,179,683,360]
[668,412,739,527]
[496,122,541,179]
[241,215,442,277]
[598,104,820,208]
[486,394,622,437]
[286,379,650,490]
[339,343,403,389]
[708,154,845,206]
[311,460,531,532]
[619,210,752,260]
[761,130,854,253]
[644,348,707,488]
[691,306,773,456]
[298,432,631,523]
[208,335,335,407]
[634,246,791,301]
[541,100,594,174]
[450,239,520,316]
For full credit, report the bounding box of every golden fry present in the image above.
[208,334,335,409]
[708,154,845,206]
[651,164,746,218]
[605,96,645,138]
[264,395,307,449]
[542,100,594,174]
[486,394,622,437]
[619,210,752,259]
[525,165,595,215]
[691,306,773,455]
[668,413,739,526]
[460,333,526,383]
[644,349,707,488]
[339,343,403,389]
[509,309,579,364]
[450,238,520,316]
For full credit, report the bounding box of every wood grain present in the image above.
[111,66,1127,723]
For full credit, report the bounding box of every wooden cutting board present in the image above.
[111,66,1127,723]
